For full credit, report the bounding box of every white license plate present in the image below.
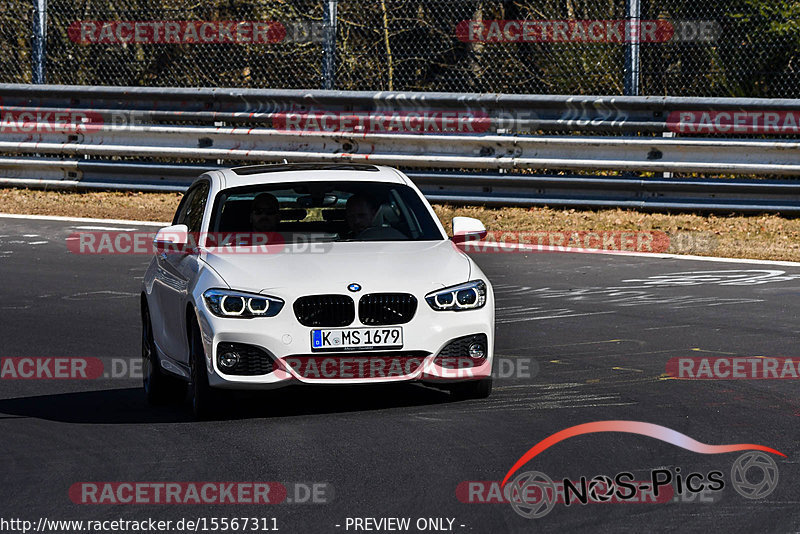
[311,327,403,352]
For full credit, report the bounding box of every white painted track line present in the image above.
[0,212,168,227]
[463,241,800,267]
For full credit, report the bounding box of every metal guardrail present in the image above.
[1,159,798,213]
[6,84,800,131]
[1,84,800,212]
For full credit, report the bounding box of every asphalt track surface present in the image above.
[1,216,799,533]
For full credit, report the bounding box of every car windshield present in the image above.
[209,180,444,242]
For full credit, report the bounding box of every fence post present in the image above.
[31,0,47,84]
[624,0,640,96]
[322,0,338,89]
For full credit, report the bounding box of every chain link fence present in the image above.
[1,0,799,96]
[0,2,35,84]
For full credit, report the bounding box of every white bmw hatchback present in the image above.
[141,163,494,418]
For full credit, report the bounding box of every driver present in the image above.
[344,194,379,237]
[249,193,280,232]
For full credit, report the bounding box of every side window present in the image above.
[172,189,195,226]
[177,182,210,232]
[186,182,210,233]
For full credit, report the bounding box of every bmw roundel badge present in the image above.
[347,283,362,292]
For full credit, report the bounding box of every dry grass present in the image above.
[0,189,183,222]
[1,188,798,261]
[433,205,800,261]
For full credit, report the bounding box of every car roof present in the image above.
[212,163,408,190]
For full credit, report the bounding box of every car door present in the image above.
[150,187,194,357]
[156,180,210,363]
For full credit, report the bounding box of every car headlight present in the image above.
[203,289,284,318]
[425,280,487,311]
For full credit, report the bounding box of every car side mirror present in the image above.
[153,224,191,254]
[450,217,487,243]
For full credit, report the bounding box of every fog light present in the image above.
[218,351,240,370]
[468,343,486,359]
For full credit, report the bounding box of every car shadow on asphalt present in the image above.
[0,383,457,424]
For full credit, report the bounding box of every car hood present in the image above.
[199,240,472,297]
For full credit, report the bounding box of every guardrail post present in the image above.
[322,0,338,90]
[31,0,47,84]
[624,0,640,96]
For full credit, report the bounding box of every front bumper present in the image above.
[196,292,495,390]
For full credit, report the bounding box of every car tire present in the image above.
[449,377,492,400]
[188,318,218,420]
[142,306,185,405]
